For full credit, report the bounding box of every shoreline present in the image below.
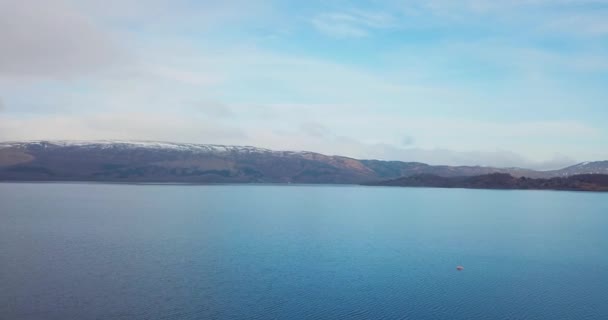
[2,179,607,193]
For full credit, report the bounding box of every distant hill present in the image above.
[365,173,608,192]
[548,161,608,176]
[0,140,606,184]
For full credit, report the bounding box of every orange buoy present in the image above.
[456,265,464,271]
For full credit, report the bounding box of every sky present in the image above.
[1,0,607,169]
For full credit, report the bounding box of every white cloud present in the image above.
[241,125,582,169]
[299,122,331,138]
[70,0,280,35]
[149,65,223,86]
[189,101,235,118]
[542,13,608,36]
[0,0,128,78]
[392,0,608,38]
[311,10,395,38]
[0,113,246,144]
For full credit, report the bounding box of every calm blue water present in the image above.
[1,183,608,320]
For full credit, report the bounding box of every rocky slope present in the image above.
[0,140,606,184]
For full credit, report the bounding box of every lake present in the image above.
[1,183,607,319]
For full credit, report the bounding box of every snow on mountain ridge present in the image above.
[0,140,290,155]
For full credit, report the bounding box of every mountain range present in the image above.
[0,140,607,184]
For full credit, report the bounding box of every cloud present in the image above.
[0,110,601,169]
[233,116,596,169]
[390,0,608,39]
[242,126,581,169]
[72,0,277,32]
[299,122,331,138]
[311,10,395,38]
[0,113,246,144]
[542,13,608,36]
[401,0,608,15]
[191,101,235,118]
[149,65,223,86]
[0,0,127,78]
[369,146,577,170]
[0,0,131,77]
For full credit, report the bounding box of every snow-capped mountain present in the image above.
[553,161,608,176]
[0,140,606,183]
[0,140,376,183]
[0,140,280,154]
